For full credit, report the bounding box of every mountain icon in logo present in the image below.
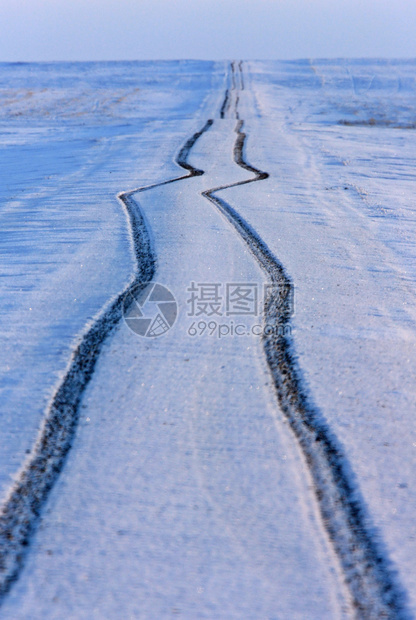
[123,283,177,338]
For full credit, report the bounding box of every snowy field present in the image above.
[0,59,416,618]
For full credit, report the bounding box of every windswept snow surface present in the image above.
[0,60,224,502]
[1,60,416,618]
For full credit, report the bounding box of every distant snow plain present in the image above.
[0,59,416,618]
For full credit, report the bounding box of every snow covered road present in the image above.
[1,60,416,618]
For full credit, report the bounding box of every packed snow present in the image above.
[0,59,416,618]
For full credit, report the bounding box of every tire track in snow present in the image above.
[0,119,213,600]
[203,62,409,619]
[220,60,241,119]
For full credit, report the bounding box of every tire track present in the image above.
[0,119,213,600]
[220,87,231,119]
[204,62,409,619]
[0,60,409,618]
[220,60,242,119]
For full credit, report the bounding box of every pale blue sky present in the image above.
[1,0,416,61]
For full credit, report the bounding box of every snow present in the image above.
[1,59,416,618]
[244,59,416,614]
[0,60,225,503]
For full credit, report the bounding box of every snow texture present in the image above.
[0,59,416,618]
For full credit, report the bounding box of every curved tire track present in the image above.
[203,62,408,619]
[0,60,409,619]
[0,119,213,600]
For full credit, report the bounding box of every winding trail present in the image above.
[202,61,409,618]
[0,120,213,599]
[0,60,410,618]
